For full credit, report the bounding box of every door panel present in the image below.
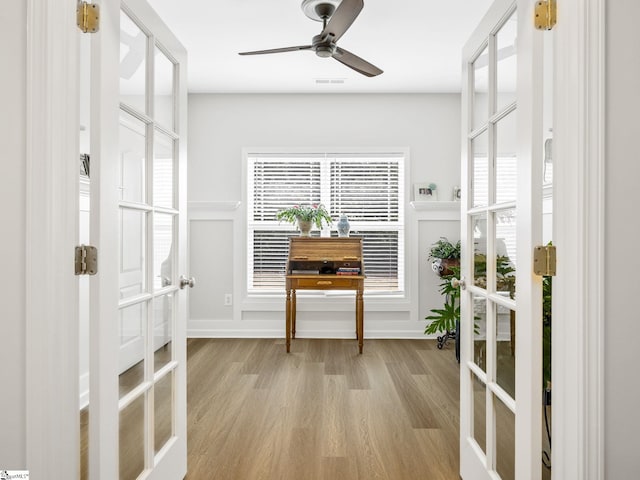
[89,0,188,478]
[460,0,543,478]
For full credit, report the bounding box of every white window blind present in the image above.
[247,152,405,294]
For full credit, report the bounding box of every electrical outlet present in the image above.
[224,293,232,306]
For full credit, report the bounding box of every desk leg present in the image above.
[354,295,359,341]
[292,289,297,339]
[286,288,291,353]
[356,288,364,354]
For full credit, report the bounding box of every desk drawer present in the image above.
[295,276,360,289]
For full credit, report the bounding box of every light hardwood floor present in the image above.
[80,338,553,479]
[185,338,461,480]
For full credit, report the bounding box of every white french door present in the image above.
[459,1,543,479]
[89,0,188,478]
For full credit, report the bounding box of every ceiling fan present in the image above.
[238,0,383,77]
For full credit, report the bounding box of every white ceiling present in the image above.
[145,0,493,94]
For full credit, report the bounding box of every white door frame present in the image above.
[552,0,605,478]
[22,0,605,477]
[25,0,80,477]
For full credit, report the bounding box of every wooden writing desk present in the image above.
[285,237,365,354]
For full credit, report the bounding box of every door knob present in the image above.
[451,277,466,290]
[179,275,196,289]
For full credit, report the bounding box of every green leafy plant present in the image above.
[425,250,514,336]
[425,238,461,336]
[425,265,460,335]
[275,204,333,229]
[428,237,461,261]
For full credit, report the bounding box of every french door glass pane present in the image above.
[153,293,173,372]
[473,295,487,371]
[495,208,517,296]
[495,395,515,480]
[153,130,174,209]
[472,130,489,208]
[119,11,147,114]
[473,214,488,288]
[119,208,146,299]
[472,372,486,454]
[496,304,516,399]
[119,301,146,398]
[154,371,174,454]
[496,11,518,113]
[154,46,175,131]
[473,45,489,131]
[496,111,518,204]
[119,111,146,203]
[153,213,175,290]
[544,135,554,185]
[119,395,145,480]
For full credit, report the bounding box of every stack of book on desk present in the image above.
[336,267,361,275]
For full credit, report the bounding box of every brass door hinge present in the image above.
[77,2,100,33]
[533,245,556,276]
[535,0,557,30]
[75,245,98,275]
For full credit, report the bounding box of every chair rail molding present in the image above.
[188,200,241,217]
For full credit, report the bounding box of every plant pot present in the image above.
[431,258,460,277]
[297,219,312,237]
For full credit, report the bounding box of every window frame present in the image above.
[243,147,409,298]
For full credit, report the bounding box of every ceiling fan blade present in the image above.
[320,0,364,42]
[239,45,313,56]
[332,47,383,77]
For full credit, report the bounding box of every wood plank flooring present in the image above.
[186,339,461,480]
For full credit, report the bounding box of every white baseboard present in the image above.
[188,318,430,339]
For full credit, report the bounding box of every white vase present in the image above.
[337,215,350,237]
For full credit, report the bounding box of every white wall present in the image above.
[187,93,462,338]
[605,1,640,476]
[0,0,27,467]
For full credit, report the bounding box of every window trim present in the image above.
[242,147,410,298]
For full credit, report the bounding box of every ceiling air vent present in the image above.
[315,78,345,85]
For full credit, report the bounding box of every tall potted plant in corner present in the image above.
[425,238,461,353]
[276,203,332,236]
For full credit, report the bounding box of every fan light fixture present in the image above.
[238,0,383,78]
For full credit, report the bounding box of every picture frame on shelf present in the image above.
[414,182,438,201]
[452,186,462,201]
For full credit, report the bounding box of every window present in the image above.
[247,151,405,294]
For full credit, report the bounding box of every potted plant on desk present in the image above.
[276,203,332,236]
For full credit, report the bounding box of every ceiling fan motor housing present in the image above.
[312,34,336,57]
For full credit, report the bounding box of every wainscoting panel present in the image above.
[187,201,461,339]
